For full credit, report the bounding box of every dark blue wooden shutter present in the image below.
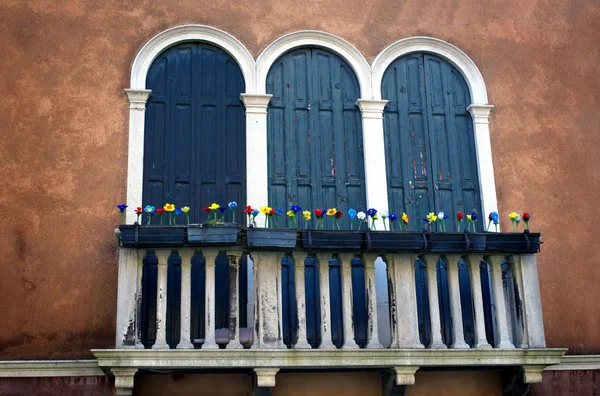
[267,48,366,348]
[142,43,247,346]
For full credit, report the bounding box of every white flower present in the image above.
[357,211,366,220]
[380,210,389,218]
[438,211,445,220]
[515,214,522,221]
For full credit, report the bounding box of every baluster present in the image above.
[337,253,359,349]
[176,249,194,349]
[421,254,447,349]
[361,253,383,349]
[152,250,170,349]
[315,253,336,350]
[202,249,219,349]
[385,254,423,349]
[486,255,515,348]
[444,255,470,349]
[292,251,311,349]
[226,251,244,349]
[464,255,492,349]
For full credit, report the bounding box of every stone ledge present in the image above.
[545,354,600,371]
[92,348,567,370]
[0,360,104,377]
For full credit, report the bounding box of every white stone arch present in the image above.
[371,36,488,104]
[130,24,256,92]
[256,30,372,98]
[371,36,498,221]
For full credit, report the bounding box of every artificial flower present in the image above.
[333,210,343,230]
[357,211,366,230]
[144,205,155,225]
[487,211,499,232]
[380,210,389,230]
[251,209,259,227]
[515,214,521,232]
[456,211,463,231]
[134,207,143,224]
[244,206,254,226]
[181,206,191,225]
[116,204,128,224]
[259,206,273,228]
[203,206,210,213]
[291,205,301,213]
[164,203,175,212]
[437,211,447,232]
[509,212,518,232]
[173,208,182,225]
[156,208,165,225]
[229,201,237,209]
[366,208,378,230]
[389,213,398,231]
[425,212,437,224]
[287,210,295,217]
[302,210,311,229]
[209,203,220,211]
[523,212,531,230]
[315,208,324,229]
[348,208,357,230]
[401,212,410,231]
[326,208,337,216]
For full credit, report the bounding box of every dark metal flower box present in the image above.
[243,228,298,249]
[119,225,186,247]
[187,223,239,245]
[300,230,364,251]
[429,232,486,253]
[365,231,428,252]
[485,230,541,253]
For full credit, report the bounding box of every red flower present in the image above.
[244,205,254,214]
[269,208,276,215]
[457,211,463,221]
[523,212,530,221]
[135,207,143,214]
[156,208,165,215]
[488,212,493,220]
[203,206,210,213]
[335,210,343,218]
[315,209,323,218]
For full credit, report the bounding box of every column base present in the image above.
[365,340,384,349]
[202,341,220,350]
[226,341,244,349]
[318,341,337,350]
[151,342,170,350]
[450,341,471,349]
[176,341,195,349]
[398,342,425,349]
[497,341,516,349]
[293,340,312,349]
[341,341,360,350]
[474,342,493,349]
[428,341,448,349]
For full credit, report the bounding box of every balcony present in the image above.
[93,226,565,395]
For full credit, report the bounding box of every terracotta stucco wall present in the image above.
[0,0,598,359]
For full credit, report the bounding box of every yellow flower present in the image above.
[508,212,518,220]
[259,205,271,214]
[209,203,220,211]
[302,211,311,220]
[426,212,437,223]
[372,214,379,219]
[467,214,473,221]
[287,210,295,217]
[401,212,410,224]
[181,206,190,213]
[164,203,175,212]
[326,208,337,216]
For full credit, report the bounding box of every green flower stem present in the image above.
[487,220,491,232]
[232,211,236,224]
[336,218,340,230]
[168,213,172,225]
[525,221,529,230]
[160,216,163,226]
[147,214,151,225]
[121,212,125,225]
[264,215,267,228]
[457,220,461,232]
[494,224,498,232]
[383,219,387,231]
[186,214,190,225]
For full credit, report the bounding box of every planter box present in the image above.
[366,231,428,252]
[119,225,186,247]
[187,223,239,245]
[300,230,364,251]
[429,232,486,253]
[244,228,298,249]
[485,230,541,253]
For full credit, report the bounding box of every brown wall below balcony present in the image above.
[0,0,599,360]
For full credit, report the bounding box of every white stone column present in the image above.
[487,255,515,348]
[134,248,145,349]
[444,255,470,349]
[467,104,498,221]
[337,253,359,349]
[202,249,220,349]
[115,244,141,348]
[240,93,272,226]
[251,255,260,349]
[421,254,447,349]
[386,254,424,349]
[152,250,170,349]
[276,253,286,349]
[464,255,492,349]
[315,253,336,350]
[292,251,311,349]
[176,249,194,349]
[124,89,151,224]
[361,253,384,349]
[517,254,547,348]
[507,255,527,348]
[250,252,285,349]
[355,99,390,212]
[226,251,244,349]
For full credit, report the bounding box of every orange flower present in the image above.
[164,203,175,212]
[326,208,337,216]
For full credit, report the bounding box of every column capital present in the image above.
[392,366,419,385]
[355,99,388,119]
[253,367,280,388]
[112,367,137,395]
[467,104,494,124]
[240,93,273,114]
[522,365,546,383]
[124,89,152,110]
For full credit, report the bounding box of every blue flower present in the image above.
[228,201,237,209]
[275,207,284,215]
[443,213,449,220]
[117,204,128,212]
[291,205,301,213]
[144,205,155,214]
[252,209,259,216]
[175,208,182,216]
[348,208,357,220]
[218,207,227,213]
[366,208,377,217]
[491,211,499,224]
[389,214,398,222]
[471,211,477,220]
